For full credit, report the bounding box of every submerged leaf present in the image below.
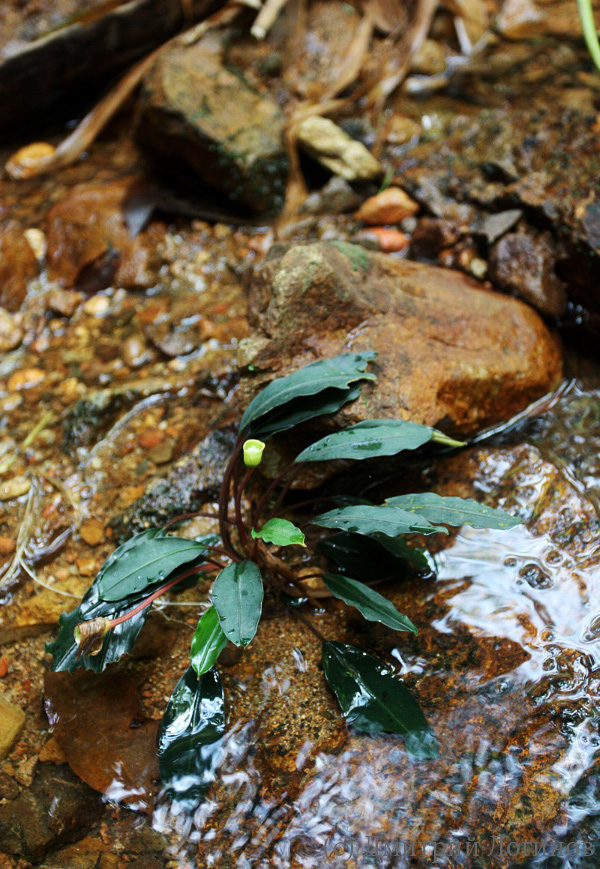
[191,606,228,676]
[296,419,434,462]
[322,641,438,758]
[251,518,305,547]
[240,352,376,438]
[212,560,263,647]
[97,528,212,601]
[312,504,446,538]
[320,532,430,578]
[322,573,417,633]
[158,666,225,809]
[385,493,521,529]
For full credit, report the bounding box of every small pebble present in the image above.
[0,476,31,501]
[0,308,23,353]
[139,429,165,449]
[80,518,104,547]
[355,187,419,225]
[0,657,9,678]
[0,536,15,555]
[470,257,488,279]
[24,228,47,261]
[47,288,82,318]
[7,367,45,392]
[149,441,174,465]
[5,142,55,179]
[76,556,96,577]
[83,295,110,317]
[122,333,151,368]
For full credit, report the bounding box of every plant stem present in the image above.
[252,460,298,526]
[234,467,253,551]
[108,563,216,628]
[218,437,245,557]
[291,607,328,643]
[263,465,301,523]
[162,509,236,531]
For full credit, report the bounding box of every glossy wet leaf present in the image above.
[322,574,417,633]
[191,606,228,676]
[241,352,376,438]
[212,560,263,647]
[312,504,446,539]
[385,493,521,529]
[251,518,305,547]
[248,383,363,440]
[46,582,150,674]
[97,528,213,601]
[158,666,225,809]
[320,532,430,578]
[296,419,435,462]
[322,642,438,759]
[47,533,220,674]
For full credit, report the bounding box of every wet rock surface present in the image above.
[395,106,600,316]
[0,763,102,862]
[135,34,288,214]
[240,241,562,435]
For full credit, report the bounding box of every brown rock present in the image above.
[240,242,562,435]
[0,764,101,862]
[45,177,155,290]
[44,670,160,812]
[489,231,568,317]
[136,34,288,213]
[355,187,419,225]
[0,221,39,311]
[0,657,9,678]
[38,736,67,765]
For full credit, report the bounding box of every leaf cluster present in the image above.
[47,351,520,808]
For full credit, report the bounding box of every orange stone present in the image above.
[355,186,419,225]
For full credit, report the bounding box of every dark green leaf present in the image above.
[241,352,376,437]
[249,384,364,440]
[158,666,225,809]
[45,582,149,674]
[251,518,305,547]
[322,574,417,633]
[320,532,430,578]
[322,642,438,759]
[212,560,263,647]
[97,528,212,601]
[312,504,446,538]
[385,493,521,529]
[191,606,229,676]
[296,419,434,463]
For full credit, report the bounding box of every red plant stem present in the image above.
[252,460,298,526]
[264,465,301,524]
[218,437,245,557]
[107,563,217,628]
[234,467,253,550]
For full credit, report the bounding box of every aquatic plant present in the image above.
[47,352,520,807]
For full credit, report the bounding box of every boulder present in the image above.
[239,242,562,436]
[135,34,288,214]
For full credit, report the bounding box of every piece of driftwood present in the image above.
[0,0,217,134]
